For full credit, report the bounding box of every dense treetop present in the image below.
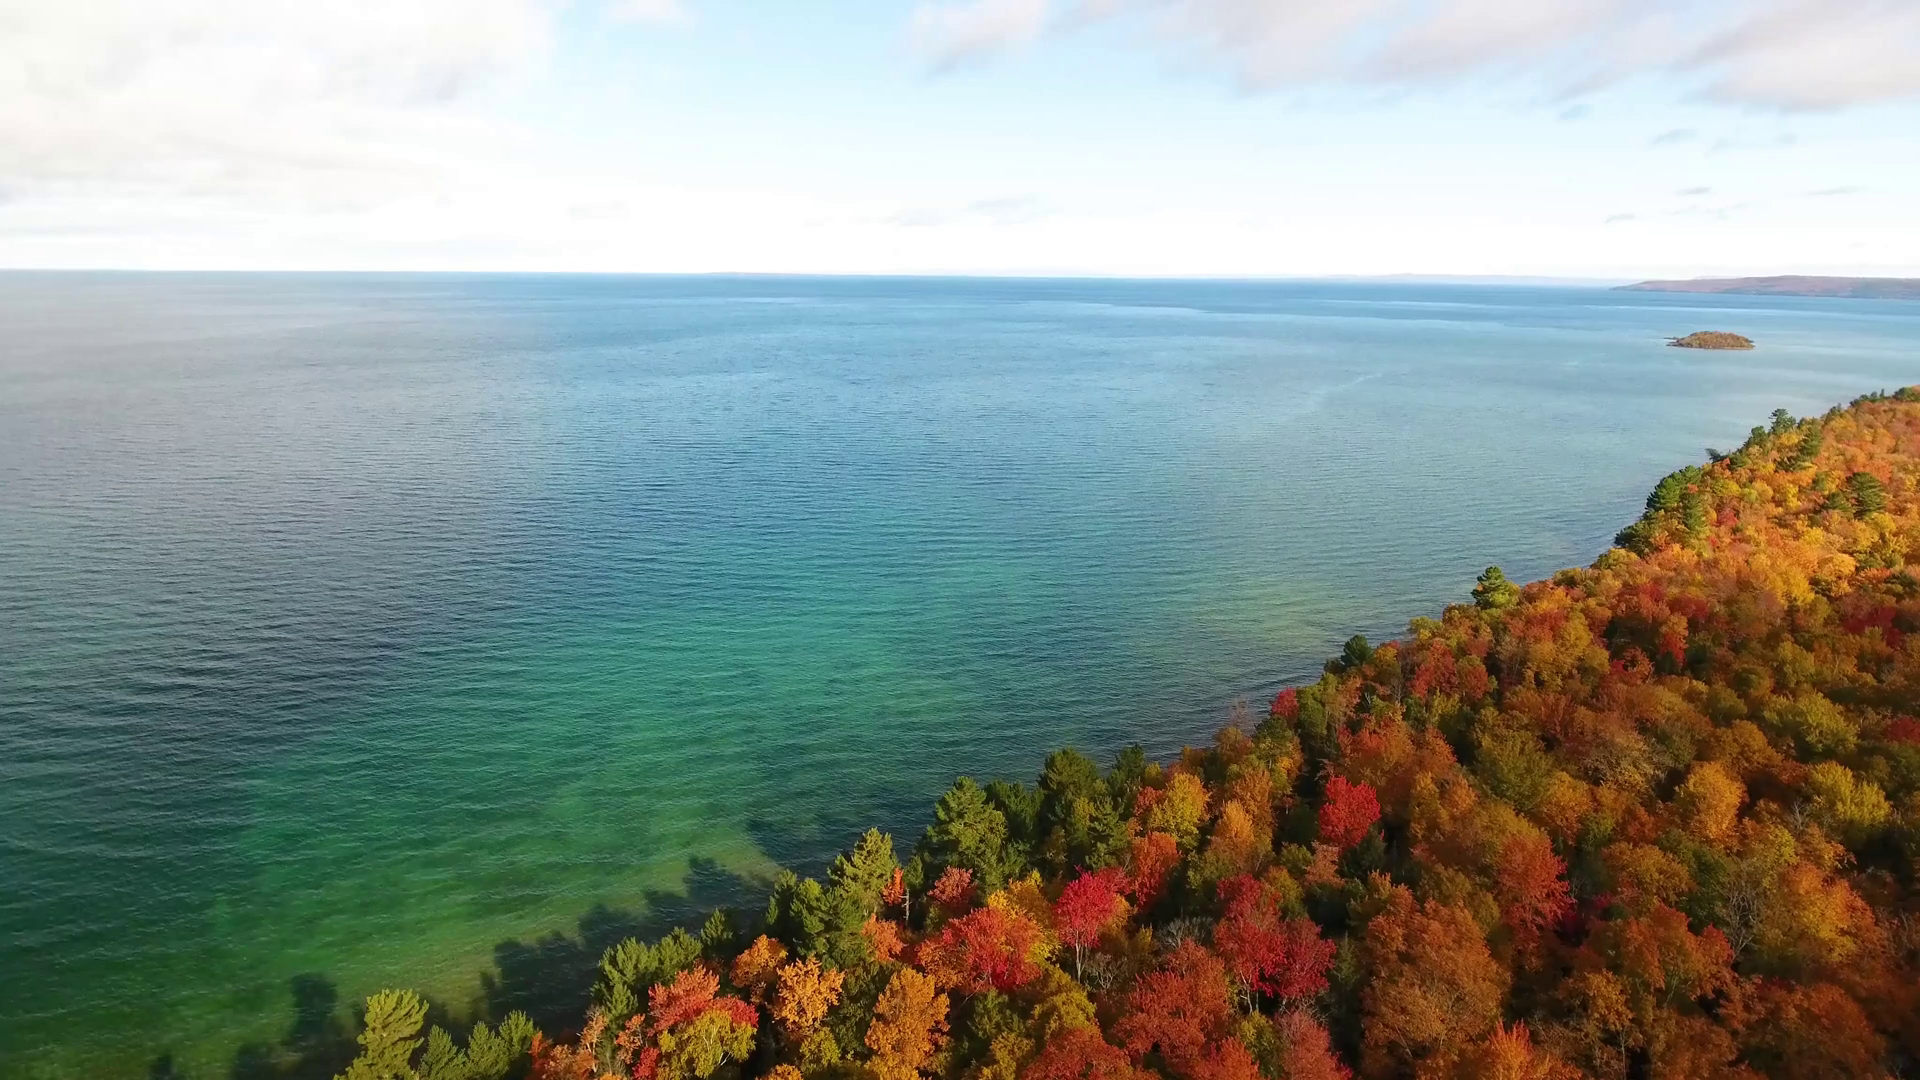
[332,389,1920,1080]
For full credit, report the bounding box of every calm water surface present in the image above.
[3,274,1917,1078]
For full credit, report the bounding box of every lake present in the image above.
[3,273,1917,1078]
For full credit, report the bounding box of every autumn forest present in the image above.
[334,390,1920,1080]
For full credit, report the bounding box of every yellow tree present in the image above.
[1142,772,1210,849]
[731,935,788,1004]
[771,957,844,1044]
[865,968,949,1080]
[1673,762,1744,843]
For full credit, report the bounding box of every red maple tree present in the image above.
[1316,776,1380,850]
[1212,876,1335,1005]
[921,905,1046,994]
[1055,867,1129,978]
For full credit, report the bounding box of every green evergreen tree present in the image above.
[461,1014,534,1080]
[1682,491,1709,533]
[594,928,702,1019]
[1332,634,1373,672]
[337,990,427,1080]
[768,873,831,958]
[1472,566,1520,611]
[1646,471,1689,512]
[768,873,870,969]
[1848,471,1887,515]
[829,828,899,915]
[414,1014,535,1080]
[700,908,740,963]
[1107,744,1149,812]
[1787,426,1823,470]
[984,779,1041,858]
[916,776,1019,892]
[417,1028,467,1080]
[1035,749,1126,873]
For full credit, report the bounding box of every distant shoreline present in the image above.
[1619,275,1920,300]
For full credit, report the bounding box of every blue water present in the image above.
[2,273,1916,1079]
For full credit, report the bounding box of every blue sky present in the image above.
[2,0,1917,276]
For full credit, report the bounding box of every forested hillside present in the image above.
[334,390,1920,1080]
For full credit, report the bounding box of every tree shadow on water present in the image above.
[221,973,356,1080]
[142,859,767,1078]
[483,856,767,1036]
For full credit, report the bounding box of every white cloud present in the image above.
[931,0,1920,109]
[909,0,1052,68]
[0,0,560,211]
[1369,0,1646,77]
[3,0,1913,275]
[1687,0,1920,109]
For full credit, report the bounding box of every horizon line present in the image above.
[0,267,1658,286]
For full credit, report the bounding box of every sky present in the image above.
[2,0,1918,278]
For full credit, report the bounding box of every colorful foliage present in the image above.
[921,904,1050,993]
[336,392,1920,1080]
[1316,776,1380,850]
[1054,867,1129,978]
[866,967,950,1080]
[770,957,844,1041]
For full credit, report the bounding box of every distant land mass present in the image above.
[1619,275,1920,299]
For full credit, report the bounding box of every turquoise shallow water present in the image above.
[3,273,1918,1078]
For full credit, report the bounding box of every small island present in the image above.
[1668,330,1755,350]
